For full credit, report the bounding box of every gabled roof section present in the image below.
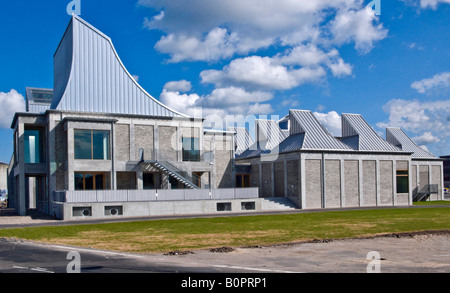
[237,119,288,159]
[51,15,188,118]
[386,127,437,159]
[289,110,352,150]
[228,127,254,156]
[341,113,402,152]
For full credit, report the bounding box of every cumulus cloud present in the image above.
[411,132,440,145]
[139,0,387,62]
[0,89,25,128]
[419,0,450,9]
[200,55,327,91]
[163,80,192,93]
[377,98,450,155]
[160,82,274,124]
[411,72,450,94]
[330,6,388,53]
[313,111,342,137]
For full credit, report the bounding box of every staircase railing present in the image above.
[413,184,438,202]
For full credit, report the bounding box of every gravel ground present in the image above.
[151,231,450,273]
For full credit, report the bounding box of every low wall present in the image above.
[58,197,264,221]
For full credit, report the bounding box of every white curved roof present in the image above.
[51,15,188,118]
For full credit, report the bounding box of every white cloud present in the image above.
[0,89,25,128]
[163,80,192,93]
[377,98,450,155]
[201,55,327,91]
[411,132,440,145]
[330,6,388,53]
[140,0,387,62]
[313,111,342,137]
[160,83,274,121]
[411,72,450,94]
[419,0,450,9]
[159,89,200,116]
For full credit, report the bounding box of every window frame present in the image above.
[74,172,107,190]
[182,137,200,162]
[74,129,111,160]
[396,169,409,194]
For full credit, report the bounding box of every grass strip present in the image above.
[0,207,449,253]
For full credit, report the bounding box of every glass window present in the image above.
[182,137,200,162]
[74,173,106,190]
[74,173,84,190]
[74,130,110,160]
[24,129,42,163]
[74,130,91,159]
[396,170,409,193]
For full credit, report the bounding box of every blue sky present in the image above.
[0,0,449,163]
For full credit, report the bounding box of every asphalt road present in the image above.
[0,238,246,274]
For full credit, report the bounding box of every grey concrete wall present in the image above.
[431,165,442,200]
[117,172,136,190]
[286,160,299,199]
[250,164,260,190]
[411,165,417,195]
[325,160,341,208]
[305,159,322,208]
[134,124,154,161]
[380,160,393,205]
[116,124,130,162]
[54,122,67,191]
[261,163,272,197]
[159,126,177,161]
[344,160,359,207]
[274,161,285,197]
[60,198,269,220]
[362,160,377,206]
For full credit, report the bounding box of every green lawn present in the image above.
[0,207,449,253]
[413,200,450,206]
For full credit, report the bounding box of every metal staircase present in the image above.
[413,184,438,202]
[152,161,199,189]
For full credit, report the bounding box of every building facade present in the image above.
[8,16,255,219]
[7,16,445,220]
[235,110,444,209]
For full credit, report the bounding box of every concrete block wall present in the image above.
[245,152,415,210]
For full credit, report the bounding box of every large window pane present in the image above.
[84,174,94,190]
[24,130,41,163]
[74,173,84,190]
[74,130,92,159]
[95,173,105,190]
[93,131,110,160]
[74,130,110,160]
[182,137,200,162]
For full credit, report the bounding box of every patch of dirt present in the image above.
[209,246,235,253]
[163,250,194,256]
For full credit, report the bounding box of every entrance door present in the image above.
[236,174,250,188]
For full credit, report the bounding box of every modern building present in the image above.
[234,110,444,208]
[7,15,263,220]
[7,15,445,220]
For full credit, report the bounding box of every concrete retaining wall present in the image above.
[59,197,267,220]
